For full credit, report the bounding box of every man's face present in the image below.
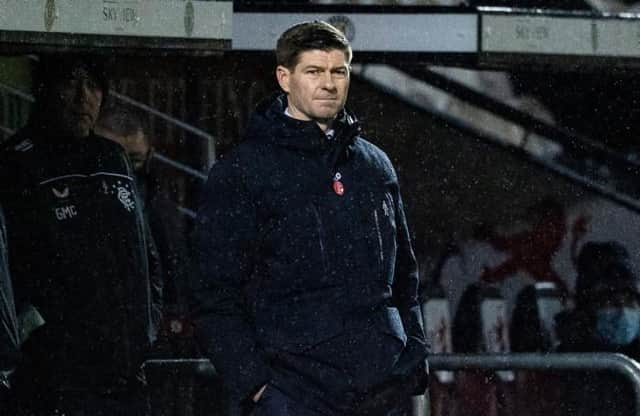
[47,67,103,139]
[125,129,152,172]
[276,49,350,129]
[590,289,640,346]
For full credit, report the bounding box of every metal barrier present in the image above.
[0,82,34,103]
[152,152,208,182]
[109,91,215,145]
[429,353,640,416]
[139,353,640,415]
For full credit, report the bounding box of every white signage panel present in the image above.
[483,13,640,58]
[482,14,593,55]
[0,0,231,39]
[594,19,640,57]
[233,12,477,52]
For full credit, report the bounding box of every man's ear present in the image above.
[276,65,291,93]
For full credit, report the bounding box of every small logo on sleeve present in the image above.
[52,187,69,199]
[100,180,136,212]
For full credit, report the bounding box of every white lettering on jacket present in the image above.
[55,205,77,221]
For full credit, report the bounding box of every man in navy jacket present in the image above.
[191,21,429,416]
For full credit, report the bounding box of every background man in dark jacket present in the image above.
[190,21,429,416]
[96,104,190,318]
[0,54,162,416]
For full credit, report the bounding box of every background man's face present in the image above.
[122,130,151,172]
[98,127,150,172]
[277,49,350,125]
[47,67,103,139]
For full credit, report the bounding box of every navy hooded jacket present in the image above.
[191,93,428,412]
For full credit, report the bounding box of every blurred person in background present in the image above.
[96,104,203,416]
[96,105,190,325]
[554,241,640,416]
[0,54,162,416]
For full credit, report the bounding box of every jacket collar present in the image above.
[245,92,361,152]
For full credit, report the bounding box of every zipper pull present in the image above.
[332,172,344,196]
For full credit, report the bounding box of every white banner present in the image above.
[233,12,477,52]
[0,0,232,39]
[482,13,640,58]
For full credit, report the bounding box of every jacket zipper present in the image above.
[311,205,329,273]
[324,125,355,188]
[373,209,384,264]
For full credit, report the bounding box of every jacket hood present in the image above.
[245,92,361,152]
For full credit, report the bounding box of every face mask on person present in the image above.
[595,307,640,347]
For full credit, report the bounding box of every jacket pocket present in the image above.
[370,192,397,284]
[376,306,408,346]
[373,209,384,267]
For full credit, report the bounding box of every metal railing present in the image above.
[109,91,214,145]
[0,81,211,183]
[0,82,34,103]
[141,353,640,415]
[0,125,14,136]
[354,63,640,215]
[403,66,638,170]
[429,352,640,416]
[152,152,208,182]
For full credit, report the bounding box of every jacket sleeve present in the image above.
[390,182,430,382]
[189,158,270,402]
[0,155,31,343]
[119,146,164,339]
[0,205,20,372]
[144,216,164,332]
[147,194,191,307]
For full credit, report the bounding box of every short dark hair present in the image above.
[97,105,148,141]
[34,54,109,102]
[276,21,352,69]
